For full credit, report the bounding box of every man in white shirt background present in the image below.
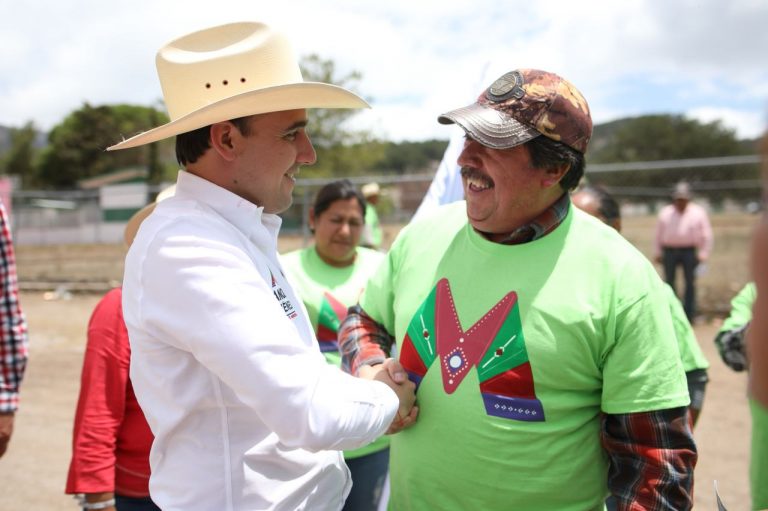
[109,21,417,511]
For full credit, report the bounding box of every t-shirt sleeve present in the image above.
[66,289,128,493]
[359,230,405,334]
[601,264,691,414]
[750,398,768,510]
[666,284,709,372]
[720,282,756,333]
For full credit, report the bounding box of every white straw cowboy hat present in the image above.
[108,21,368,151]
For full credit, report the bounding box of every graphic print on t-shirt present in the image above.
[270,270,298,320]
[399,278,544,421]
[316,292,347,352]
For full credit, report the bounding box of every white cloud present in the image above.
[687,106,768,140]
[0,0,766,143]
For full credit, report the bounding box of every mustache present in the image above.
[460,167,494,186]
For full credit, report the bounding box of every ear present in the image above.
[308,207,316,231]
[541,163,570,188]
[209,122,239,162]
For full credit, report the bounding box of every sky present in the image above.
[2,0,767,143]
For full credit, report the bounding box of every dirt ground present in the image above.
[0,293,754,510]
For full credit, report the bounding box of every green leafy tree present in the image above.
[2,122,39,186]
[589,114,745,163]
[378,139,449,174]
[586,114,758,205]
[298,54,383,177]
[36,103,175,189]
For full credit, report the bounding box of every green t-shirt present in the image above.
[664,284,709,372]
[360,202,690,511]
[720,282,757,333]
[281,246,389,459]
[752,399,768,510]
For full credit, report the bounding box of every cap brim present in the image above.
[108,82,369,151]
[438,103,540,149]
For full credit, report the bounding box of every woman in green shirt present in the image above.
[282,179,389,511]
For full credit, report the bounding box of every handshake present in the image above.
[359,359,419,434]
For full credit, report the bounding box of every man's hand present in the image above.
[359,359,419,434]
[83,492,117,511]
[0,412,15,458]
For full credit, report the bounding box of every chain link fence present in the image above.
[8,154,763,314]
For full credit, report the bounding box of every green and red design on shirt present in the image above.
[399,278,544,421]
[316,292,347,353]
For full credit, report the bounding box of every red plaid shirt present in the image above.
[339,196,697,509]
[0,202,28,413]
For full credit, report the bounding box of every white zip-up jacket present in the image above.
[122,171,398,511]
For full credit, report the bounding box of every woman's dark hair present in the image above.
[175,116,253,166]
[526,135,585,191]
[578,184,621,224]
[313,179,367,218]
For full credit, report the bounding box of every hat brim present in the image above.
[438,103,540,150]
[108,81,369,151]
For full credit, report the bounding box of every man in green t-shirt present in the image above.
[748,208,768,511]
[572,184,710,427]
[339,68,697,510]
[746,138,768,511]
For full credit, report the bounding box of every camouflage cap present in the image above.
[438,68,592,154]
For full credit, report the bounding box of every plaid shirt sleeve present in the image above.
[0,202,28,413]
[601,407,697,510]
[338,305,394,376]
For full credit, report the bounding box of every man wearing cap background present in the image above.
[654,181,714,321]
[571,184,709,430]
[339,68,697,509]
[110,21,417,511]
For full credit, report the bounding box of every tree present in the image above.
[589,114,745,163]
[35,103,175,189]
[1,122,39,186]
[378,139,449,174]
[586,114,759,205]
[298,54,382,177]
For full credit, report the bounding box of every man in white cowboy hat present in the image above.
[111,22,416,511]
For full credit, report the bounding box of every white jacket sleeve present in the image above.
[135,222,398,451]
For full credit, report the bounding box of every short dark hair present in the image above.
[175,116,253,166]
[577,184,621,224]
[526,135,585,191]
[313,179,367,218]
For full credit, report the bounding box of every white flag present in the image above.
[411,62,492,222]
